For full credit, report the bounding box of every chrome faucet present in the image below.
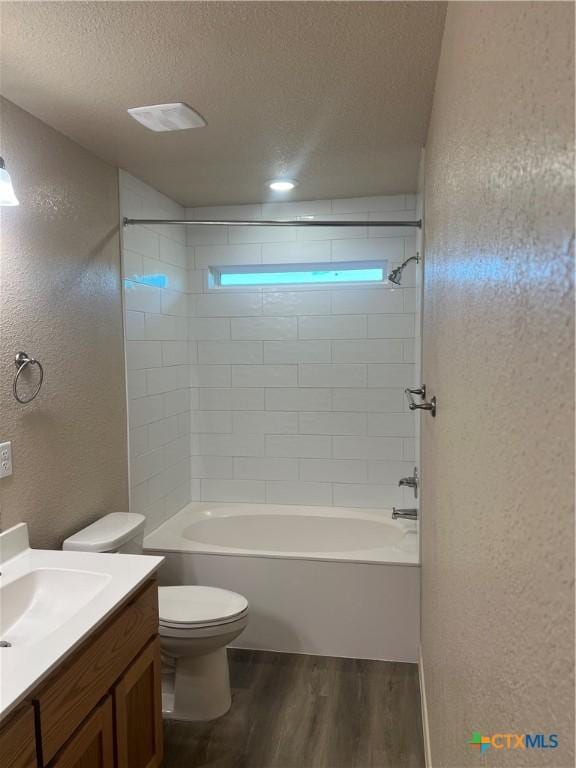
[398,467,418,498]
[392,508,418,520]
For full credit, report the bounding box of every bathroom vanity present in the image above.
[0,525,164,768]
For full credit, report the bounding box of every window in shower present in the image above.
[209,260,387,288]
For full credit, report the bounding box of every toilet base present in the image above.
[162,647,232,722]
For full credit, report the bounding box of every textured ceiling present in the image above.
[0,1,446,206]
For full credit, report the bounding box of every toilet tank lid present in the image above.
[62,513,145,553]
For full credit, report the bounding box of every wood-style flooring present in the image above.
[163,649,425,768]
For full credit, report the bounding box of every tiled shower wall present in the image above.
[120,171,191,531]
[186,195,420,509]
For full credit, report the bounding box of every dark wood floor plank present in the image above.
[163,649,425,768]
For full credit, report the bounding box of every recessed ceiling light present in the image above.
[268,179,298,192]
[127,102,206,132]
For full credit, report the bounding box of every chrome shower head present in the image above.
[387,254,419,285]
[387,266,403,285]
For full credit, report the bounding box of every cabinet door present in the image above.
[49,696,113,768]
[114,636,163,768]
[0,704,38,768]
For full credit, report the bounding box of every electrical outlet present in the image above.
[0,442,13,478]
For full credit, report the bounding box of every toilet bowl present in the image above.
[62,513,249,722]
[158,585,249,721]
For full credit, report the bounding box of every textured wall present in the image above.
[186,196,419,508]
[120,171,191,533]
[0,98,128,548]
[421,4,574,767]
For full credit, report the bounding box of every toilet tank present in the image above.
[62,512,146,554]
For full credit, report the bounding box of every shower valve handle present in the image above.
[404,386,437,417]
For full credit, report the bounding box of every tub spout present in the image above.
[392,508,418,521]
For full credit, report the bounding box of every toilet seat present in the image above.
[158,585,249,631]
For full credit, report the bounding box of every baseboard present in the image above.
[418,644,432,768]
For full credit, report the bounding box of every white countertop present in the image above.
[0,525,163,723]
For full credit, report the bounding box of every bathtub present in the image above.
[145,503,420,662]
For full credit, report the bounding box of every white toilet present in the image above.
[63,512,248,722]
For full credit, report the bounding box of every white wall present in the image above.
[119,171,191,532]
[186,195,420,508]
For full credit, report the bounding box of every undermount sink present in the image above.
[0,568,111,647]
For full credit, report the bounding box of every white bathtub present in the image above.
[145,503,420,662]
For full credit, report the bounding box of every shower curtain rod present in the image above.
[123,217,422,228]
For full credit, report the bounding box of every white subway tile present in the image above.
[299,364,366,388]
[191,411,233,433]
[367,461,416,484]
[403,288,417,312]
[127,370,147,399]
[188,269,204,293]
[231,316,297,340]
[188,204,262,220]
[403,340,416,362]
[146,366,189,395]
[163,388,191,417]
[368,210,418,238]
[199,388,264,411]
[131,448,163,486]
[198,341,263,364]
[333,484,403,508]
[367,315,416,339]
[232,365,298,388]
[189,317,231,340]
[266,481,332,506]
[263,291,331,316]
[125,311,146,341]
[300,459,367,484]
[234,457,298,481]
[332,340,403,363]
[123,225,159,260]
[261,240,331,264]
[297,213,367,241]
[195,243,262,268]
[367,364,415,388]
[195,293,262,317]
[190,365,232,388]
[186,226,229,247]
[229,225,295,245]
[367,413,416,437]
[331,238,403,262]
[124,281,162,314]
[266,435,331,458]
[298,412,366,435]
[198,434,264,457]
[129,394,164,428]
[265,388,331,411]
[191,456,233,479]
[145,313,179,341]
[331,195,407,214]
[260,200,332,218]
[403,438,417,460]
[122,250,143,281]
[298,315,366,339]
[333,436,404,460]
[233,411,298,434]
[159,235,187,267]
[148,416,179,449]
[163,436,190,468]
[126,340,162,370]
[331,288,404,314]
[130,426,149,458]
[162,341,189,366]
[264,340,331,364]
[161,289,188,317]
[332,388,404,412]
[202,479,266,503]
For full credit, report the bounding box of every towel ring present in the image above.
[13,351,44,404]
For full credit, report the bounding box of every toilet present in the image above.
[62,512,248,722]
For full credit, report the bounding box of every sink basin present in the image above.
[0,568,111,647]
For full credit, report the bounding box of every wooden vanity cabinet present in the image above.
[0,579,163,768]
[0,703,38,768]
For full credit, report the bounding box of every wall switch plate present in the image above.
[0,442,13,478]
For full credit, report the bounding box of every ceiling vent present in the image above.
[127,102,207,132]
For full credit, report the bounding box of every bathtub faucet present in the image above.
[392,508,418,521]
[398,467,418,498]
